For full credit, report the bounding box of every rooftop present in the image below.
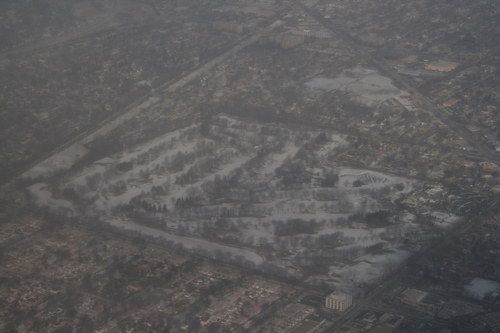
[327,291,351,301]
[437,299,482,319]
[400,288,427,302]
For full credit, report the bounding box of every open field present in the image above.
[25,115,458,291]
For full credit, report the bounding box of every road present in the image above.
[320,197,500,332]
[0,3,299,196]
[294,0,500,167]
[418,48,500,92]
[0,32,255,193]
[289,2,500,300]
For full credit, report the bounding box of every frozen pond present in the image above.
[305,71,403,106]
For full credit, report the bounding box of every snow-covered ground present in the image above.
[29,183,76,216]
[430,211,462,229]
[26,115,448,289]
[22,97,160,180]
[465,278,500,299]
[338,168,412,190]
[305,68,404,106]
[107,217,264,264]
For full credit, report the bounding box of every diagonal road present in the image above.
[294,0,500,167]
[0,8,292,195]
[321,201,499,332]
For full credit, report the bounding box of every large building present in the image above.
[325,291,352,311]
[437,300,483,319]
[396,288,444,312]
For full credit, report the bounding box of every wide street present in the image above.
[294,0,500,168]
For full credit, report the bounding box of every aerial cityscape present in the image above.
[0,0,499,332]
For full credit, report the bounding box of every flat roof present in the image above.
[438,299,482,319]
[400,288,427,302]
[327,291,351,300]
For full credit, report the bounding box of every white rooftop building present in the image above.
[325,291,352,311]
